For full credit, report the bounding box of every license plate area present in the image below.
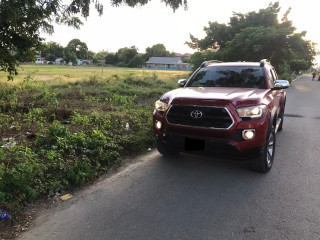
[185,138,205,151]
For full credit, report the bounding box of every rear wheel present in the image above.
[156,139,179,156]
[250,125,276,173]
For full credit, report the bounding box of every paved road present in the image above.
[19,75,320,240]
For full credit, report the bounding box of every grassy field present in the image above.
[0,64,189,82]
[0,64,191,217]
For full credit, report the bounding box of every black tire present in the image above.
[278,105,285,131]
[156,139,179,156]
[250,125,276,173]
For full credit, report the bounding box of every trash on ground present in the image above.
[60,194,73,201]
[1,137,17,148]
[0,208,10,220]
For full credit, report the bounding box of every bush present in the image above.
[0,147,45,209]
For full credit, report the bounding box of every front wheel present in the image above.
[278,105,285,131]
[156,139,179,156]
[250,126,276,173]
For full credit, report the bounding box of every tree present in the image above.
[0,0,187,80]
[95,50,109,60]
[289,60,309,74]
[144,43,173,60]
[87,51,96,60]
[128,53,144,68]
[63,49,77,64]
[186,22,232,51]
[105,53,119,65]
[65,39,88,60]
[41,42,64,60]
[117,46,139,65]
[187,2,316,73]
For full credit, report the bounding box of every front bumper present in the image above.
[153,109,270,159]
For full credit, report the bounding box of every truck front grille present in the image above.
[166,105,234,129]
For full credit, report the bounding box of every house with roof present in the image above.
[35,56,45,64]
[144,57,192,71]
[175,53,192,62]
[55,58,64,65]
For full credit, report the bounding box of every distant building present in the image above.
[96,59,106,65]
[175,53,192,62]
[76,59,93,65]
[144,57,192,71]
[35,57,44,64]
[55,58,64,65]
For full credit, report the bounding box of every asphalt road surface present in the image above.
[19,74,320,240]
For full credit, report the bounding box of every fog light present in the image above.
[155,121,162,130]
[242,129,256,140]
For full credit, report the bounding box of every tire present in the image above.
[250,125,276,173]
[156,139,179,156]
[277,105,285,131]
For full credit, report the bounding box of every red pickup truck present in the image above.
[153,59,290,172]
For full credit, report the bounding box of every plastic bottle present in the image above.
[0,208,10,220]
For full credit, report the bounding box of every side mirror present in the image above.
[178,79,187,87]
[272,80,290,90]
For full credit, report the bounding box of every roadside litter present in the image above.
[60,194,73,201]
[0,208,10,220]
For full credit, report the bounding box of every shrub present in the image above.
[0,147,45,209]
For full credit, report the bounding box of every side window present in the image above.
[267,69,275,88]
[271,68,278,80]
[270,68,278,87]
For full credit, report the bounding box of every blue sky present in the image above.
[42,0,320,63]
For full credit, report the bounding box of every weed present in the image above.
[152,71,158,80]
[87,75,99,86]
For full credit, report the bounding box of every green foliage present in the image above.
[0,147,45,208]
[65,39,88,60]
[145,43,174,60]
[117,46,139,66]
[289,60,309,73]
[128,54,144,68]
[187,2,317,75]
[105,53,119,65]
[41,42,64,60]
[0,69,182,210]
[189,51,223,70]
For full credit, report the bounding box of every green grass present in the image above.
[0,64,188,82]
[0,64,191,211]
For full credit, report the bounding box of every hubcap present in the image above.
[266,133,274,166]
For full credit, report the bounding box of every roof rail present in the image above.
[260,59,270,67]
[200,60,223,68]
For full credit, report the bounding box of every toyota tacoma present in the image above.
[153,59,290,172]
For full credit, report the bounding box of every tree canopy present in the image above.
[41,42,64,62]
[0,0,188,79]
[187,2,317,74]
[145,43,175,60]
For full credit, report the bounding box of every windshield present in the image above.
[187,66,266,89]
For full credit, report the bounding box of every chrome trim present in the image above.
[165,104,235,130]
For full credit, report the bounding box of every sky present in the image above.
[42,0,320,63]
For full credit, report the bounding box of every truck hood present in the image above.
[160,87,270,107]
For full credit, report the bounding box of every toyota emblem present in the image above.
[190,110,203,119]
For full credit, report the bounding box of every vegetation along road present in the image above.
[17,74,320,240]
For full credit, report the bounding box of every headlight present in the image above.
[155,100,169,112]
[236,105,267,118]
